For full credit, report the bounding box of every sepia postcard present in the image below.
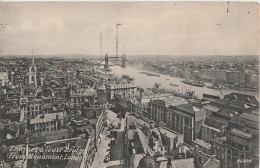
[0,1,259,168]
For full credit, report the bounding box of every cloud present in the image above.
[0,2,258,56]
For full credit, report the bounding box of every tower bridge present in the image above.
[104,53,126,69]
[99,23,126,69]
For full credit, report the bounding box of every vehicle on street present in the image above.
[103,155,110,163]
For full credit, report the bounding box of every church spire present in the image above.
[29,48,37,87]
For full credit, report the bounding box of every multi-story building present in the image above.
[69,88,97,107]
[27,111,68,132]
[225,128,258,168]
[77,75,101,87]
[246,74,259,88]
[191,139,212,155]
[211,112,259,168]
[105,81,137,100]
[211,137,227,168]
[210,94,258,114]
[199,69,226,82]
[115,92,171,119]
[149,96,188,125]
[166,104,206,143]
[96,85,107,105]
[225,70,245,85]
[0,71,9,86]
[20,96,42,119]
[158,127,184,156]
[200,106,236,142]
[88,107,107,150]
[224,92,259,108]
[0,89,21,107]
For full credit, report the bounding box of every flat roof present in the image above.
[192,139,212,149]
[158,127,180,139]
[230,128,252,139]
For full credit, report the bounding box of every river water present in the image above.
[109,65,259,99]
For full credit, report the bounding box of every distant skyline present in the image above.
[0,2,259,56]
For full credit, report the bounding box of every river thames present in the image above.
[109,65,259,99]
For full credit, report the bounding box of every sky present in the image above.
[0,2,259,56]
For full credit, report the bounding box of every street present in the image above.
[90,110,125,168]
[110,131,125,161]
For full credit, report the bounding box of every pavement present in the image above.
[90,129,110,168]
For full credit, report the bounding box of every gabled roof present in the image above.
[240,113,259,123]
[230,113,259,130]
[216,109,237,118]
[224,92,259,106]
[205,105,219,113]
[212,99,251,109]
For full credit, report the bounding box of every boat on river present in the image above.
[122,74,134,81]
[170,83,178,87]
[152,82,161,93]
[182,79,205,87]
[139,72,160,77]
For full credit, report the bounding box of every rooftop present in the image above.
[224,92,259,106]
[172,103,195,115]
[150,96,188,108]
[192,139,212,149]
[158,127,180,139]
[30,111,67,124]
[213,137,227,144]
[136,127,155,156]
[212,99,253,110]
[230,128,252,139]
[230,113,259,130]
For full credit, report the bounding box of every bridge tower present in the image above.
[104,53,109,69]
[121,53,126,68]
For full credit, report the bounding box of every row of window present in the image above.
[35,127,55,132]
[35,121,56,127]
[27,106,41,111]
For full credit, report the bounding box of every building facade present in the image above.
[105,82,137,100]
